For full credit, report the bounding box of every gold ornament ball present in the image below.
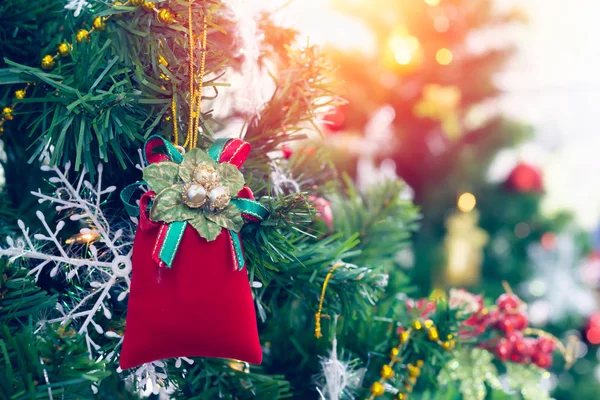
[416,360,424,368]
[194,163,220,190]
[157,8,176,24]
[114,0,124,5]
[183,183,207,208]
[209,186,231,211]
[130,0,144,6]
[0,125,4,134]
[412,320,423,330]
[92,16,107,31]
[427,327,439,341]
[398,394,407,400]
[57,43,72,57]
[370,382,385,397]
[76,29,91,43]
[2,107,14,121]
[14,89,26,100]
[390,347,401,361]
[41,54,56,70]
[423,319,434,329]
[381,365,394,379]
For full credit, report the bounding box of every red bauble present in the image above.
[496,293,521,312]
[504,163,543,193]
[509,312,529,331]
[495,339,512,361]
[532,352,553,369]
[536,336,556,353]
[322,106,346,132]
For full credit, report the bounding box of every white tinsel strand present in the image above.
[317,316,365,399]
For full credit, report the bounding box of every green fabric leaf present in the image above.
[179,148,216,183]
[143,161,180,193]
[217,162,245,194]
[205,204,244,232]
[150,185,197,223]
[188,214,223,241]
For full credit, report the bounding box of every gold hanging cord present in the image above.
[172,0,208,150]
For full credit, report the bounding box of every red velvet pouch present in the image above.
[119,137,265,370]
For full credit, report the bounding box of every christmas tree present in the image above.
[0,0,584,399]
[318,0,598,398]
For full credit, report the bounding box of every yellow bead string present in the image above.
[314,262,344,339]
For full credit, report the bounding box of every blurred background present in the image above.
[249,0,600,398]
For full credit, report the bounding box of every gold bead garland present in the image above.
[157,8,176,24]
[8,0,186,134]
[57,43,72,58]
[76,29,91,43]
[142,1,156,11]
[367,317,456,400]
[92,16,107,31]
[0,83,31,134]
[41,55,56,70]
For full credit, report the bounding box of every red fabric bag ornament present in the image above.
[120,136,269,370]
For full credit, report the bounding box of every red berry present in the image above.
[509,312,529,330]
[496,316,515,333]
[536,337,556,353]
[282,145,293,159]
[532,352,553,369]
[496,293,521,312]
[510,353,528,364]
[506,331,523,343]
[495,340,512,361]
[514,337,536,357]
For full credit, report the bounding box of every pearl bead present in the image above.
[194,164,220,190]
[184,183,207,208]
[208,186,230,211]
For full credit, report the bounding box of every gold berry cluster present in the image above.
[368,318,455,399]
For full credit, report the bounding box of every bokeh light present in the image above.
[388,29,421,66]
[514,222,531,238]
[457,192,476,212]
[436,48,453,65]
[424,0,441,5]
[434,16,450,32]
